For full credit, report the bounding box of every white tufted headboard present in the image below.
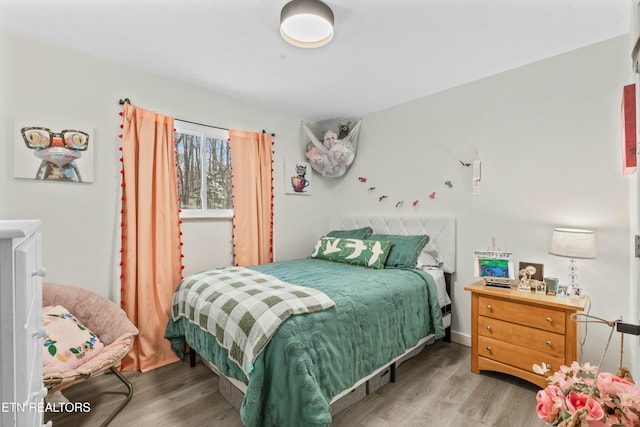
[339,216,456,274]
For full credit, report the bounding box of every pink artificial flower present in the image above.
[598,372,636,397]
[536,385,562,423]
[618,389,640,412]
[536,362,640,427]
[566,391,605,421]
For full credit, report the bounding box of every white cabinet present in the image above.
[0,220,47,427]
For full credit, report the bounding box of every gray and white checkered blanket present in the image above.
[171,266,335,376]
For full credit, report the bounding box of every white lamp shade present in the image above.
[280,0,334,48]
[549,228,597,259]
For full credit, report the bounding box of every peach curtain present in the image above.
[120,104,181,372]
[229,130,273,266]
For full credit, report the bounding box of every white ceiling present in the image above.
[0,0,631,122]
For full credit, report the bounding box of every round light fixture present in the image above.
[280,0,334,48]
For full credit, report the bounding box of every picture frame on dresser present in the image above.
[518,261,544,281]
[557,284,569,297]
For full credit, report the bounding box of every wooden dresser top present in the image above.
[464,280,588,311]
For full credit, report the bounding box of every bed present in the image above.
[165,216,455,427]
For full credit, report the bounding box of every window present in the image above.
[174,121,232,218]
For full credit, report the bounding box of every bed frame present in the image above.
[189,215,456,417]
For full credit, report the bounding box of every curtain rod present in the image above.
[118,98,275,137]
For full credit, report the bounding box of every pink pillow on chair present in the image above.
[42,305,105,371]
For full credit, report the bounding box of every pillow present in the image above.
[311,237,391,269]
[325,226,373,240]
[42,305,105,372]
[368,234,430,268]
[418,241,445,268]
[416,251,444,269]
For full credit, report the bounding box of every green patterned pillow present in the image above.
[368,234,430,268]
[325,227,373,239]
[310,237,392,269]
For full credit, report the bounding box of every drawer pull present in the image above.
[32,268,46,278]
[485,346,492,352]
[486,325,492,332]
[486,304,493,311]
[546,340,552,346]
[546,317,553,323]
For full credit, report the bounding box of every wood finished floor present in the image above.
[45,342,546,427]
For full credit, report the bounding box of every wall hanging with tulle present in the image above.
[303,119,361,178]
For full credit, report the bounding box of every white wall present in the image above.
[0,29,331,299]
[1,28,636,373]
[326,36,633,371]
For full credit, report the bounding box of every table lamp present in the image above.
[549,228,597,298]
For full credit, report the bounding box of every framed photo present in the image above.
[557,284,569,297]
[284,160,311,195]
[518,261,544,281]
[535,280,547,294]
[14,118,94,183]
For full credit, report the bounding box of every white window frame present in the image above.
[174,121,232,219]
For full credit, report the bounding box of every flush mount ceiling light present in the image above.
[280,0,334,48]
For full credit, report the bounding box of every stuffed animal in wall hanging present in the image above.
[323,130,338,150]
[337,122,350,140]
[305,142,324,170]
[303,119,362,178]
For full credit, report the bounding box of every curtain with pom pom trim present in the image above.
[119,103,181,372]
[229,130,274,266]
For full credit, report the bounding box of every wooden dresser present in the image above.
[464,281,588,388]
[0,220,47,427]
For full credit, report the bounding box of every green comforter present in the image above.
[165,258,444,427]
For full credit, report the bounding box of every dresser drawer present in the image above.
[478,316,565,357]
[478,336,565,373]
[478,296,565,333]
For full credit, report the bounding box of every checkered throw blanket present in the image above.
[171,266,335,376]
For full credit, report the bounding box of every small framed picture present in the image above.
[284,160,311,195]
[535,280,547,294]
[557,284,569,297]
[518,261,544,281]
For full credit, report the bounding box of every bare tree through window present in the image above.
[174,123,231,215]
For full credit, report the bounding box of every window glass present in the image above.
[174,121,231,218]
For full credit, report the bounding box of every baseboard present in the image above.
[450,330,471,347]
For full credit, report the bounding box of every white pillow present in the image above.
[416,250,443,269]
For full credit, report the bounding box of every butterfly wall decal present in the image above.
[412,200,419,207]
[429,192,436,200]
[358,177,367,182]
[378,195,388,202]
[445,180,453,188]
[395,201,404,208]
[459,161,471,167]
